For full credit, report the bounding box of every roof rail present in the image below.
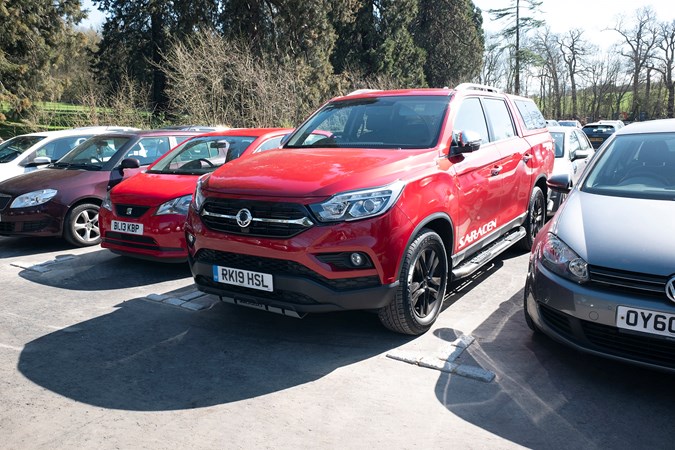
[454,83,502,93]
[346,89,381,96]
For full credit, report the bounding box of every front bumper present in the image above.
[526,260,675,372]
[100,207,187,262]
[189,249,399,314]
[0,202,66,237]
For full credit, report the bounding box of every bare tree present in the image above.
[611,7,659,121]
[532,27,564,118]
[558,29,590,121]
[653,20,675,118]
[161,31,304,128]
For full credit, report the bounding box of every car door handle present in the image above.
[491,165,502,176]
[523,153,532,163]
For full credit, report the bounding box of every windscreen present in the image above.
[582,132,675,200]
[55,136,131,170]
[0,136,45,163]
[285,95,449,149]
[148,135,257,175]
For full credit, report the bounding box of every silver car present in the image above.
[525,118,675,372]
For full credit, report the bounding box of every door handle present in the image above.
[523,153,532,163]
[491,165,502,176]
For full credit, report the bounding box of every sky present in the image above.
[474,0,675,50]
[80,0,675,50]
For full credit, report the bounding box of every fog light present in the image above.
[350,252,364,267]
[186,233,196,246]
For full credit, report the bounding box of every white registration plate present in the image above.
[213,265,273,292]
[616,305,675,338]
[111,220,143,235]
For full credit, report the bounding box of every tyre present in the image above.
[523,279,541,334]
[64,203,101,247]
[519,186,545,251]
[378,228,448,335]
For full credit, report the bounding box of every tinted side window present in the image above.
[483,98,516,142]
[453,97,489,143]
[514,99,547,130]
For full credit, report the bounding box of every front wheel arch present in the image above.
[378,228,449,335]
[63,199,102,247]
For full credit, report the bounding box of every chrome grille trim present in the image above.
[201,209,314,227]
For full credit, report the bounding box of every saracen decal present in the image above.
[460,220,497,247]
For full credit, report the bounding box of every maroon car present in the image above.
[0,130,199,246]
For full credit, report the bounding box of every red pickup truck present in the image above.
[185,84,554,334]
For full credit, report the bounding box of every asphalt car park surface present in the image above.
[1,236,674,449]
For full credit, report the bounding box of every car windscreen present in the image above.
[0,136,45,163]
[285,95,449,149]
[582,132,675,200]
[551,132,565,157]
[54,136,132,170]
[148,135,257,175]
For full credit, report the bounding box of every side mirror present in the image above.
[25,156,52,167]
[572,149,591,161]
[547,173,572,194]
[119,157,140,170]
[451,130,482,155]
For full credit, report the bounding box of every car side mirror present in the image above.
[24,156,52,167]
[120,157,141,169]
[572,149,591,161]
[547,173,572,193]
[451,130,482,156]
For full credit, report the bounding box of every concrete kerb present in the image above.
[386,334,495,383]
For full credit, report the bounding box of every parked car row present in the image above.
[2,88,674,374]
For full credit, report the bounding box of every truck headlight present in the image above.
[10,189,58,208]
[309,181,405,222]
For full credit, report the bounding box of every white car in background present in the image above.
[547,125,595,214]
[0,127,136,182]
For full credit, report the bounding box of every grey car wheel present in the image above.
[378,228,448,335]
[64,203,101,247]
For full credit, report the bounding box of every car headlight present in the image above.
[309,180,405,222]
[539,232,589,283]
[10,189,58,208]
[156,195,193,216]
[192,177,206,212]
[101,191,113,211]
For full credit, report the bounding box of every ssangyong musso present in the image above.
[186,85,554,334]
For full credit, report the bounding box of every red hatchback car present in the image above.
[99,128,292,262]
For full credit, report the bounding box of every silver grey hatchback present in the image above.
[525,118,675,372]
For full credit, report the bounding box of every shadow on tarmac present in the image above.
[435,291,675,449]
[18,250,192,290]
[0,236,76,259]
[18,295,410,411]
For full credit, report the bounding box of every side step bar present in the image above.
[451,227,526,280]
